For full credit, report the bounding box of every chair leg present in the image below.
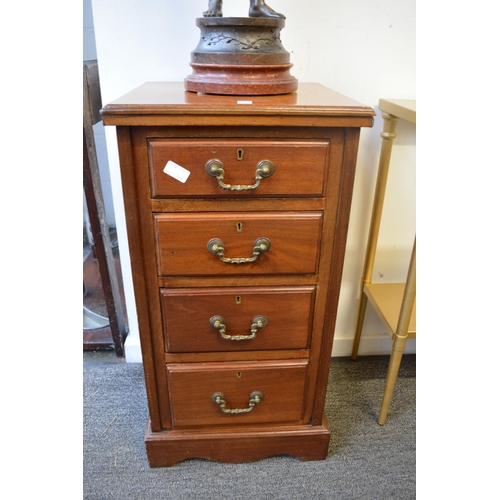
[378,332,408,425]
[351,293,368,360]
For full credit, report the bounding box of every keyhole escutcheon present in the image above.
[236,149,244,160]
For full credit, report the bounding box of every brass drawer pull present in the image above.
[209,315,268,341]
[207,237,271,264]
[211,391,264,414]
[205,158,275,191]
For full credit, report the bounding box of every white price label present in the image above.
[163,160,191,183]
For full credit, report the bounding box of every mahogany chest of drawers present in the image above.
[102,82,374,467]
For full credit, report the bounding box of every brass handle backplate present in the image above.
[211,391,264,414]
[207,237,271,264]
[205,158,274,191]
[209,315,268,341]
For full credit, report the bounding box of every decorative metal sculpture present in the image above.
[203,0,285,19]
[185,0,295,94]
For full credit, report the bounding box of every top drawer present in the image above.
[148,139,329,198]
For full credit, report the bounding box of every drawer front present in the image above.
[161,286,315,352]
[154,212,323,276]
[149,139,329,198]
[167,360,308,427]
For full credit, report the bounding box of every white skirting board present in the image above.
[123,333,415,363]
[332,336,416,357]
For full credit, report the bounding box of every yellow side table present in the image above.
[351,98,416,425]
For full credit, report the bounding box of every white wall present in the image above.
[90,0,416,360]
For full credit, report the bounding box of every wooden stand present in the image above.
[102,83,374,466]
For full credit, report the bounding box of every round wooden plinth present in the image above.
[185,62,298,95]
[185,17,297,95]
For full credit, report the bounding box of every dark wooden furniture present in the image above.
[102,82,374,466]
[83,60,127,355]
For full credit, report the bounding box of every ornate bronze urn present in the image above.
[185,17,298,95]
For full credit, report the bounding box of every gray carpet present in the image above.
[83,355,416,499]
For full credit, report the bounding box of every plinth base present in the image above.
[185,17,297,96]
[145,415,331,467]
[185,62,298,95]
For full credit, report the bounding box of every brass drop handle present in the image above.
[211,391,264,414]
[209,315,268,341]
[207,237,271,264]
[205,158,275,191]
